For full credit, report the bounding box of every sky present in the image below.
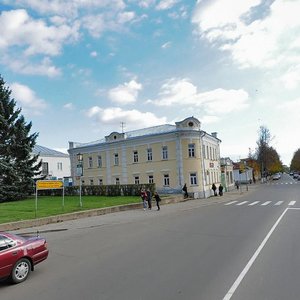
[0,0,299,166]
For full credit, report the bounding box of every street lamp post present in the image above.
[77,153,83,207]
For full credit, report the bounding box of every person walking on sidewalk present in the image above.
[153,191,161,211]
[218,184,224,196]
[140,189,148,210]
[212,183,217,196]
[146,188,152,210]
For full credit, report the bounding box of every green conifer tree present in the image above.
[0,75,41,202]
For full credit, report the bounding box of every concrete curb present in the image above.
[0,184,260,232]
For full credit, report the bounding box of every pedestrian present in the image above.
[153,191,161,211]
[146,188,152,210]
[218,184,224,196]
[235,181,240,190]
[182,183,188,198]
[212,183,217,196]
[140,189,147,210]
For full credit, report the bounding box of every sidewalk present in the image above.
[0,184,260,232]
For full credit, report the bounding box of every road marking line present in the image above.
[236,201,248,206]
[225,201,238,206]
[248,201,260,206]
[222,208,289,300]
[261,201,272,206]
[275,201,283,206]
[289,201,296,206]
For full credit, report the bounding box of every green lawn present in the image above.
[0,195,141,224]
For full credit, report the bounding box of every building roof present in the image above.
[32,145,69,157]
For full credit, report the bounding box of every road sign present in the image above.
[36,180,63,190]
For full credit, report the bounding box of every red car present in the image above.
[0,232,49,284]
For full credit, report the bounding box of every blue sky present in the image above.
[1,0,299,165]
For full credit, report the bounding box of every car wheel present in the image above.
[11,258,31,284]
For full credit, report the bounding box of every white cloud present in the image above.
[0,9,79,56]
[156,0,179,10]
[10,82,47,115]
[86,106,167,130]
[108,79,142,105]
[8,0,126,17]
[117,11,136,24]
[280,65,300,90]
[147,78,249,114]
[192,0,300,70]
[4,56,61,77]
[162,41,172,49]
[90,51,98,57]
[63,103,75,110]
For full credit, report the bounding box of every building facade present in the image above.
[32,145,71,182]
[68,117,221,198]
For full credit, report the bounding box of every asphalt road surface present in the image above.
[1,174,300,300]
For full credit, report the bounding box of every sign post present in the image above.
[36,180,64,218]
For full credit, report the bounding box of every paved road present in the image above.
[1,175,299,300]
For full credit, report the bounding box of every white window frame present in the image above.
[188,143,195,158]
[114,153,119,166]
[88,157,93,168]
[134,176,140,185]
[147,148,153,161]
[190,173,197,185]
[163,174,170,186]
[148,175,154,184]
[133,150,139,163]
[162,146,168,160]
[97,155,102,168]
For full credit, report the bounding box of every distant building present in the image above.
[32,145,71,182]
[68,117,222,198]
[220,157,234,191]
[233,161,253,184]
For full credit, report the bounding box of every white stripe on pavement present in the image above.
[225,201,238,206]
[275,201,284,206]
[248,201,260,206]
[222,208,290,300]
[261,201,272,206]
[289,201,296,206]
[236,201,248,206]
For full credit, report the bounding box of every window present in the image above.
[162,146,168,160]
[148,175,154,183]
[99,178,103,185]
[88,157,93,168]
[188,144,195,158]
[0,235,16,252]
[57,162,63,171]
[206,146,209,159]
[133,150,139,163]
[114,153,119,166]
[97,156,102,168]
[115,177,120,185]
[190,173,197,185]
[203,145,206,159]
[134,176,140,184]
[90,179,94,185]
[163,174,170,186]
[147,148,153,161]
[41,162,48,176]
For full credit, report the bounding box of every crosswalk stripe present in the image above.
[248,201,260,206]
[225,201,238,205]
[237,201,248,206]
[275,201,284,206]
[289,201,296,206]
[261,201,272,206]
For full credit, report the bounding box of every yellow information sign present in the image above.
[36,180,63,190]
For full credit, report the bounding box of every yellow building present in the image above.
[68,117,221,198]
